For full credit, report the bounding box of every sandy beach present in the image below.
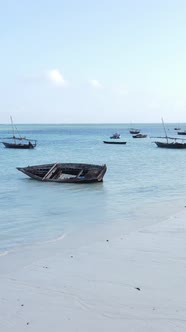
[0,206,186,332]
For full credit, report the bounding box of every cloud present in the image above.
[47,69,67,87]
[89,79,102,89]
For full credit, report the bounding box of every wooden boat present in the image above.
[152,118,186,149]
[129,129,140,134]
[17,163,107,183]
[103,141,127,144]
[177,131,186,135]
[110,133,120,139]
[1,116,37,149]
[154,139,186,149]
[132,134,147,138]
[2,140,36,149]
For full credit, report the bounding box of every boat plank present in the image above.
[42,163,59,180]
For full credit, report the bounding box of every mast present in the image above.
[10,116,16,144]
[10,116,23,143]
[161,117,168,143]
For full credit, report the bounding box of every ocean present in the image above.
[0,123,186,254]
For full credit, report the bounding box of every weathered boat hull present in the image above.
[103,141,126,144]
[155,141,186,149]
[2,142,36,149]
[17,163,107,183]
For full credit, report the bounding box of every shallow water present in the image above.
[0,123,186,253]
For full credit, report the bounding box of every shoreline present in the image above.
[0,196,185,257]
[0,203,186,331]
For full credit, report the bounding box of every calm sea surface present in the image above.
[0,123,186,253]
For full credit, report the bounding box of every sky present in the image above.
[0,0,186,123]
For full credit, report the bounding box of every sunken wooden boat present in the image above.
[103,141,127,144]
[17,162,107,183]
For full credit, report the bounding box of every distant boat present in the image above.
[152,118,186,149]
[177,131,186,135]
[103,141,127,144]
[17,163,107,183]
[154,140,186,149]
[2,116,36,149]
[2,140,36,149]
[132,134,147,138]
[110,133,120,139]
[129,129,140,134]
[174,127,181,130]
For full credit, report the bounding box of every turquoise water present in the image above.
[0,123,186,253]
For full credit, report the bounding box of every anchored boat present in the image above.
[177,131,186,135]
[154,140,186,149]
[129,129,140,134]
[132,134,147,138]
[152,118,186,149]
[103,141,127,144]
[1,116,36,149]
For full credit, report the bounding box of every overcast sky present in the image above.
[0,0,186,123]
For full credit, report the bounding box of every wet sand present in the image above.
[0,207,186,331]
